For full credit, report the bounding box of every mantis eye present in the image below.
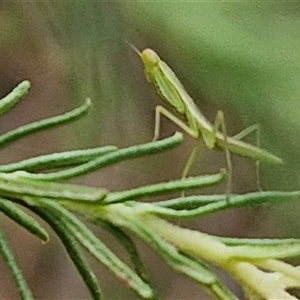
[141,48,160,67]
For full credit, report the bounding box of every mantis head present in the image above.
[127,43,161,84]
[141,48,160,68]
[126,42,160,69]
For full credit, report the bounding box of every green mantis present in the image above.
[133,46,283,193]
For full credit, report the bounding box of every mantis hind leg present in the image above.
[208,111,233,199]
[180,142,201,197]
[181,142,202,179]
[232,124,261,191]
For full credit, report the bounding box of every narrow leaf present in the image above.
[0,146,117,173]
[0,197,48,241]
[0,81,30,118]
[0,225,34,300]
[31,206,103,300]
[0,98,92,150]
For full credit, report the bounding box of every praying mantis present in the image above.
[132,46,283,193]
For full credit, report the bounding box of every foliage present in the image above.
[0,81,300,299]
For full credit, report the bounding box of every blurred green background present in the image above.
[0,2,300,299]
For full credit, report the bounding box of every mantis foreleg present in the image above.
[153,105,198,141]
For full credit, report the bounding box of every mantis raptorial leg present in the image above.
[154,106,233,196]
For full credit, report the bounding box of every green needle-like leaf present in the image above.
[0,81,30,118]
[0,98,92,150]
[31,206,103,300]
[0,225,34,300]
[33,198,154,299]
[0,146,117,173]
[0,197,48,242]
[95,220,160,300]
[16,132,184,181]
[0,172,107,202]
[113,211,237,300]
[103,171,226,204]
[149,191,300,219]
